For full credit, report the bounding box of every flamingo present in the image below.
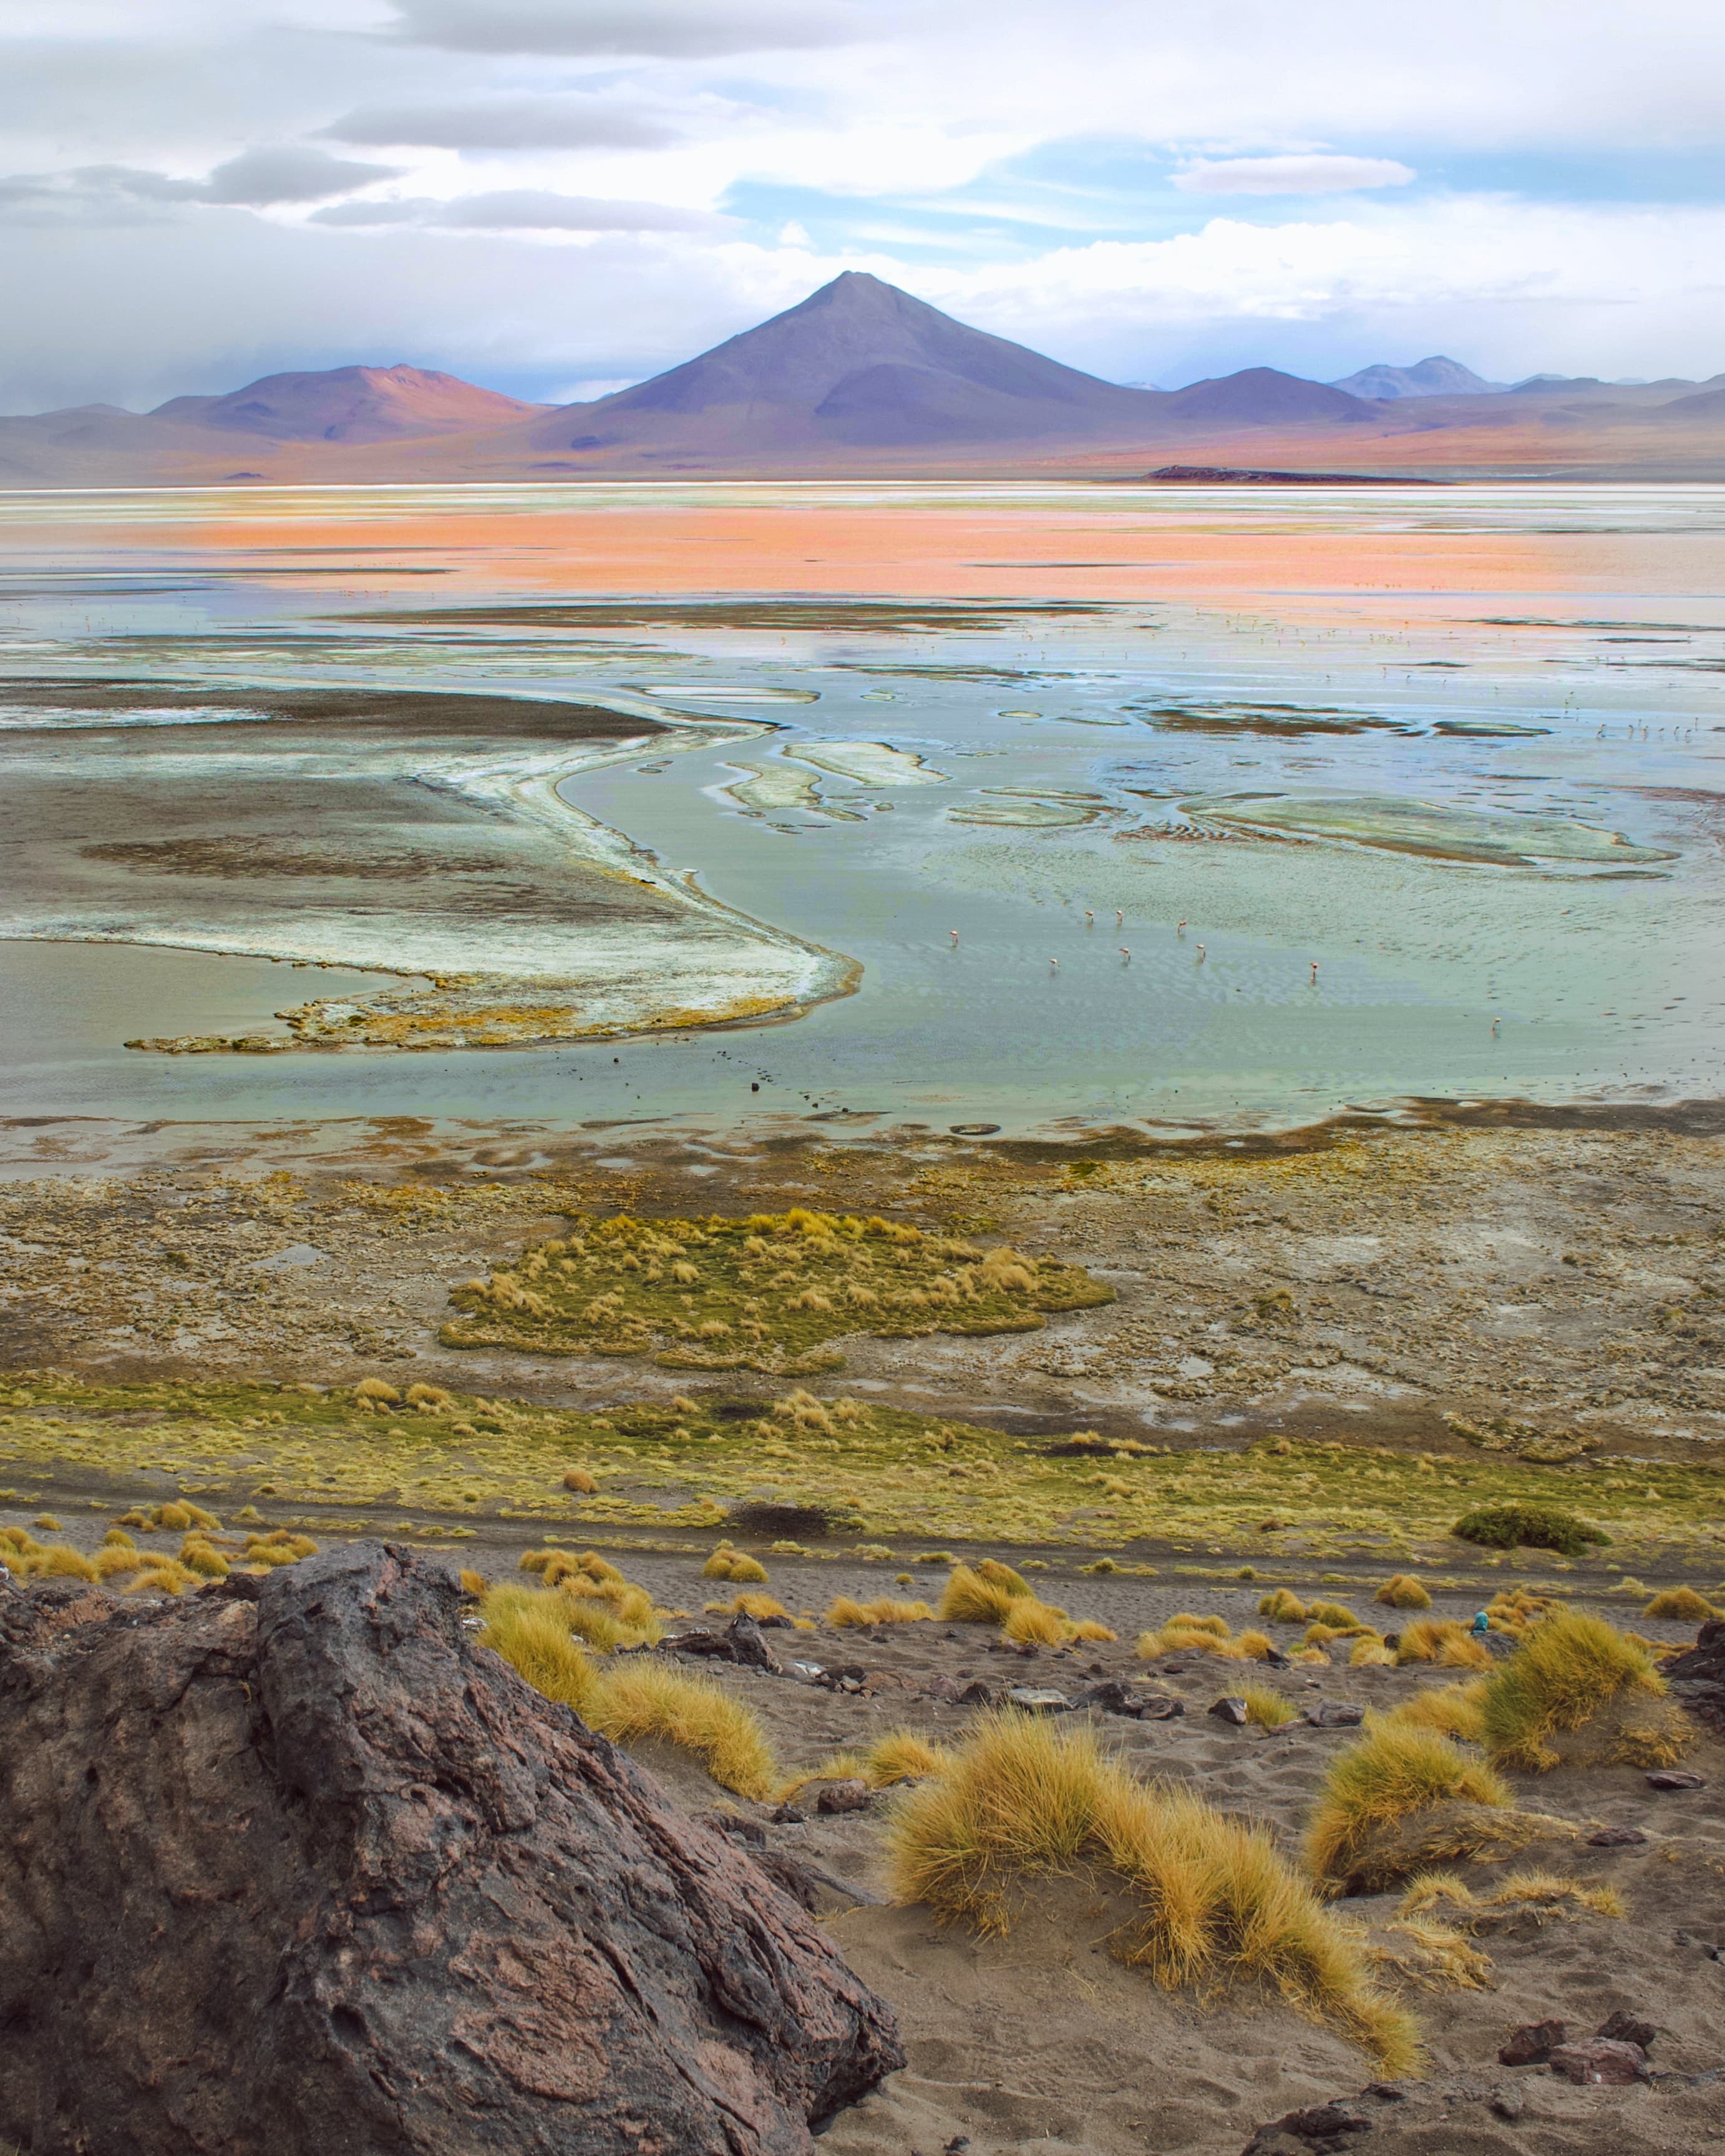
[1310,961,1319,984]
[1119,946,1130,963]
[949,928,960,944]
[1197,943,1207,962]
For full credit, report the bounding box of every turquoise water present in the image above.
[2,481,1723,1137]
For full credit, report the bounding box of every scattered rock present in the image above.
[924,1674,965,1702]
[1548,2038,1650,2086]
[1135,1694,1186,1720]
[1005,1687,1072,1714]
[1076,1678,1140,1714]
[0,1545,903,2155]
[955,1678,1004,1707]
[1240,2099,1373,2152]
[1596,2009,1657,2050]
[1490,2090,1526,2122]
[1664,1618,1725,1735]
[724,1611,779,1670]
[1305,1701,1366,1729]
[1586,1825,1648,1847]
[772,1802,810,1825]
[1499,2019,1567,2066]
[1646,1769,1706,1791]
[1363,2081,1409,2102]
[815,1778,873,1815]
[1209,1696,1250,1726]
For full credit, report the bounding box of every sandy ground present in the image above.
[620,1603,1725,2156]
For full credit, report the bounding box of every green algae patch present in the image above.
[437,1207,1114,1372]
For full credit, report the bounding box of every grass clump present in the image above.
[1395,1618,1493,1672]
[1349,1637,1398,1668]
[827,1595,933,1626]
[1478,1608,1692,1772]
[1452,1502,1609,1560]
[706,1590,789,1621]
[1258,1588,1308,1623]
[1305,1724,1514,1891]
[1002,1597,1071,1647]
[786,1727,955,1799]
[482,1584,775,1798]
[1401,1868,1625,1928]
[1375,1575,1432,1611]
[885,1712,1418,2072]
[939,1559,1033,1625]
[1644,1585,1718,1623]
[702,1545,769,1585]
[1378,1681,1488,1744]
[243,1530,318,1567]
[1138,1616,1272,1661]
[1241,1684,1298,1728]
[439,1207,1114,1372]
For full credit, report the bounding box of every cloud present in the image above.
[192,146,405,206]
[1173,154,1417,196]
[386,0,861,57]
[320,98,684,152]
[310,189,725,231]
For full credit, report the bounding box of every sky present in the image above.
[3,0,1723,412]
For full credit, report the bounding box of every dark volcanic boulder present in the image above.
[0,1544,902,2155]
[1666,1618,1725,1734]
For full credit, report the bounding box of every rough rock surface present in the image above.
[0,1544,902,2156]
[1666,1618,1725,1734]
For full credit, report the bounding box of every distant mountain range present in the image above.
[3,272,1722,485]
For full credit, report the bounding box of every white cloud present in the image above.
[1173,154,1416,196]
[195,145,404,204]
[311,187,724,230]
[384,0,863,57]
[321,98,684,151]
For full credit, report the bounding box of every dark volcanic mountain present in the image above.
[522,271,1166,458]
[150,364,548,443]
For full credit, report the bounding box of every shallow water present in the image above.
[2,480,1723,1137]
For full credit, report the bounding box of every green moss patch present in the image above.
[437,1207,1114,1371]
[1452,1502,1611,1559]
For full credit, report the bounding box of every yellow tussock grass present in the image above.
[1400,1868,1626,1926]
[125,1560,196,1595]
[1375,1575,1433,1612]
[28,1545,97,1582]
[1308,1601,1363,1631]
[92,1545,147,1580]
[1068,1618,1119,1644]
[354,1377,400,1405]
[244,1531,317,1566]
[1305,1724,1512,1888]
[702,1546,769,1584]
[1258,1588,1308,1623]
[482,1585,775,1799]
[1479,1608,1691,1772]
[1396,1618,1493,1672]
[595,1660,777,1801]
[885,1713,1418,2072]
[458,1569,488,1597]
[1374,1918,1496,1993]
[1644,1585,1718,1623]
[1002,1598,1070,1647]
[561,1467,598,1494]
[827,1595,933,1627]
[707,1591,789,1621]
[178,1536,230,1580]
[1241,1684,1298,1728]
[940,1563,1026,1625]
[785,1727,955,1798]
[1377,1681,1488,1744]
[1350,1638,1398,1668]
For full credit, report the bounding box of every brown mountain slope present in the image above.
[150,363,549,442]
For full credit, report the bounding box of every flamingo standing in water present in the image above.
[1119,946,1131,963]
[949,928,960,944]
[1310,961,1319,984]
[1196,943,1206,963]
